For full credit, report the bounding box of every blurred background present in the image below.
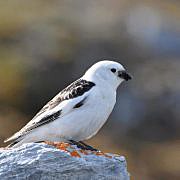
[0,0,179,179]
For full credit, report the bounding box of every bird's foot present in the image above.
[40,140,99,152]
[69,140,99,151]
[79,141,99,151]
[69,140,86,150]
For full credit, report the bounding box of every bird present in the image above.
[4,60,132,149]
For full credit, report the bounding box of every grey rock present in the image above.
[0,143,129,180]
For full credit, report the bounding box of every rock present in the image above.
[0,142,129,180]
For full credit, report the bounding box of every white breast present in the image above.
[84,85,116,139]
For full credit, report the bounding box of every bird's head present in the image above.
[83,60,132,89]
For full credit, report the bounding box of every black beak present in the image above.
[118,71,132,81]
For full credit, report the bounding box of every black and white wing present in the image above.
[4,79,95,143]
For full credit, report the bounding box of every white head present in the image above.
[83,60,132,89]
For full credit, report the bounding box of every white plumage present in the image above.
[5,60,132,148]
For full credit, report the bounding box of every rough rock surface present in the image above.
[0,142,129,180]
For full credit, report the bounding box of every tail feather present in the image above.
[4,133,24,148]
[4,132,21,143]
[6,140,20,148]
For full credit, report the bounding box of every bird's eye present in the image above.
[111,68,116,73]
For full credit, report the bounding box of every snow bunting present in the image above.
[5,60,132,149]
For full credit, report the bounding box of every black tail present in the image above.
[6,141,19,148]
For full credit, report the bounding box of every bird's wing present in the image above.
[4,79,95,143]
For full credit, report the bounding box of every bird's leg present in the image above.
[69,140,99,151]
[69,140,87,150]
[79,141,99,151]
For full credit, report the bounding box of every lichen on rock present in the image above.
[0,142,129,180]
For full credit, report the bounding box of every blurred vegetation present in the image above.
[0,1,180,179]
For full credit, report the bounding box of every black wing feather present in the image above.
[34,79,95,118]
[25,110,62,132]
